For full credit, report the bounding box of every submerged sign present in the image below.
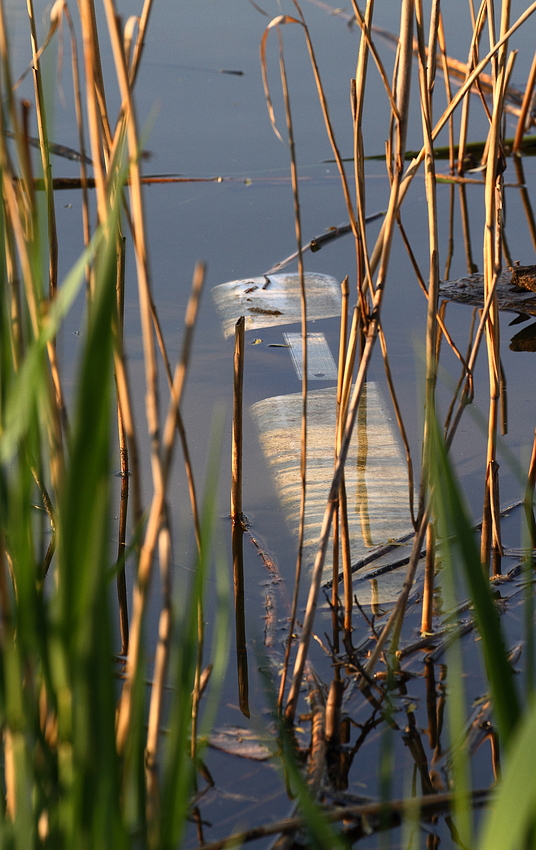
[212,272,341,338]
[251,383,414,584]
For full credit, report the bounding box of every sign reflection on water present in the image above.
[251,382,417,604]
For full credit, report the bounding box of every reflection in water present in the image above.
[232,518,249,719]
[251,383,413,587]
[510,319,536,351]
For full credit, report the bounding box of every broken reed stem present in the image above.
[231,317,245,520]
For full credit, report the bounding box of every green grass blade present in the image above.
[478,699,536,850]
[428,413,520,745]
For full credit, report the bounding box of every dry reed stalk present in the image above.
[523,429,536,548]
[331,278,350,643]
[77,0,111,224]
[141,285,202,546]
[231,317,245,521]
[368,0,536,280]
[436,13,455,173]
[338,481,352,633]
[102,0,168,752]
[112,315,143,530]
[480,8,513,572]
[365,507,429,677]
[396,216,467,372]
[350,0,386,337]
[444,187,455,277]
[260,19,309,711]
[332,277,351,636]
[285,0,415,721]
[128,0,155,87]
[230,317,250,715]
[145,521,172,821]
[512,157,536,252]
[351,3,401,122]
[291,2,357,236]
[513,50,536,153]
[349,1,371,287]
[414,0,440,626]
[378,327,416,528]
[157,263,206,765]
[62,3,92,272]
[232,519,250,718]
[27,0,58,296]
[339,307,359,420]
[445,270,504,449]
[133,263,205,809]
[459,183,478,273]
[0,18,66,493]
[421,522,435,634]
[444,309,477,434]
[457,1,487,173]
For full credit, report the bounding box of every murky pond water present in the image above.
[9,0,536,845]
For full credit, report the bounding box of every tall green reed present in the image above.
[0,0,231,845]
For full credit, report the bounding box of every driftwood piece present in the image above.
[439,268,536,316]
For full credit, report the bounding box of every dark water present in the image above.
[10,0,536,846]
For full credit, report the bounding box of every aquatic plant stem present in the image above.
[480,14,513,572]
[513,50,536,153]
[27,0,58,297]
[103,0,167,754]
[368,1,536,279]
[231,317,249,717]
[285,172,404,723]
[415,0,440,627]
[261,20,308,712]
[231,317,245,521]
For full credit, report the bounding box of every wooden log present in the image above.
[439,268,536,316]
